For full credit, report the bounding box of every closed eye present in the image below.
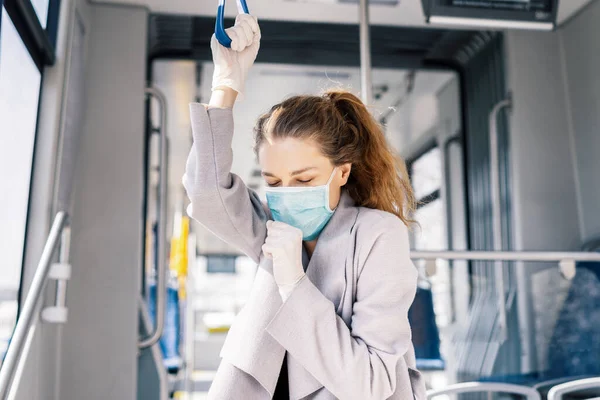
[264,178,315,187]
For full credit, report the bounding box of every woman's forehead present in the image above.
[258,137,331,174]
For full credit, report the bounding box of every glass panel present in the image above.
[414,198,445,250]
[30,0,50,29]
[411,147,442,200]
[206,255,237,274]
[0,8,42,365]
[413,198,453,381]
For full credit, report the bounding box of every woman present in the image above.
[183,14,426,400]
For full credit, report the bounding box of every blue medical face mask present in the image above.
[265,168,337,241]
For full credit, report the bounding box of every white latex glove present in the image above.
[211,13,260,100]
[262,221,306,299]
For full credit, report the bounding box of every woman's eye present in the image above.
[266,181,281,187]
[297,179,313,184]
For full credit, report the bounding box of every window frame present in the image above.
[407,140,442,210]
[0,0,61,318]
[3,0,60,71]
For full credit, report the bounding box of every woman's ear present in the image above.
[339,163,352,186]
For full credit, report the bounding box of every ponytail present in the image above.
[324,90,415,226]
[254,89,416,226]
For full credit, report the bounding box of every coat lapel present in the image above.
[220,191,359,399]
[219,264,285,396]
[304,192,358,293]
[289,192,360,399]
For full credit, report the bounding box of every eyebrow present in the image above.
[262,167,318,178]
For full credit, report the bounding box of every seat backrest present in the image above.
[546,261,600,378]
[408,286,443,364]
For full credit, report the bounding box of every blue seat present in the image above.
[479,261,600,398]
[148,281,182,374]
[409,285,445,371]
[546,261,600,379]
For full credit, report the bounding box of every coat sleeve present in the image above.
[265,216,418,400]
[182,103,268,263]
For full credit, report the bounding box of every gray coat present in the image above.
[183,104,427,400]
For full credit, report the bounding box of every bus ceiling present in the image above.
[88,0,593,29]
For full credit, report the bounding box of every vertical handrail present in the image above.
[0,211,68,399]
[440,134,461,323]
[441,134,458,255]
[139,86,168,349]
[489,96,512,342]
[359,0,372,104]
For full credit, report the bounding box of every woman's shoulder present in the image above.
[351,206,411,258]
[350,206,414,276]
[353,206,409,237]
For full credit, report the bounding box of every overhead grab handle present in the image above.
[215,0,250,48]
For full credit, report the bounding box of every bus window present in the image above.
[410,147,453,328]
[0,7,43,366]
[30,0,50,29]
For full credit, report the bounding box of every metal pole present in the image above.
[0,212,68,399]
[139,87,169,349]
[515,261,537,372]
[439,132,459,323]
[359,0,372,104]
[410,249,600,262]
[489,97,511,342]
[441,135,455,255]
[6,325,37,400]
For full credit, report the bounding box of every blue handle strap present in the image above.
[215,0,250,48]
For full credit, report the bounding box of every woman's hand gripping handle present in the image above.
[209,13,260,108]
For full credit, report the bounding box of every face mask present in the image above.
[265,168,337,241]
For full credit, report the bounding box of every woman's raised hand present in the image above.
[211,14,260,100]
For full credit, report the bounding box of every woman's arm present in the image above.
[183,15,265,262]
[183,103,267,263]
[265,216,418,400]
[209,87,237,109]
